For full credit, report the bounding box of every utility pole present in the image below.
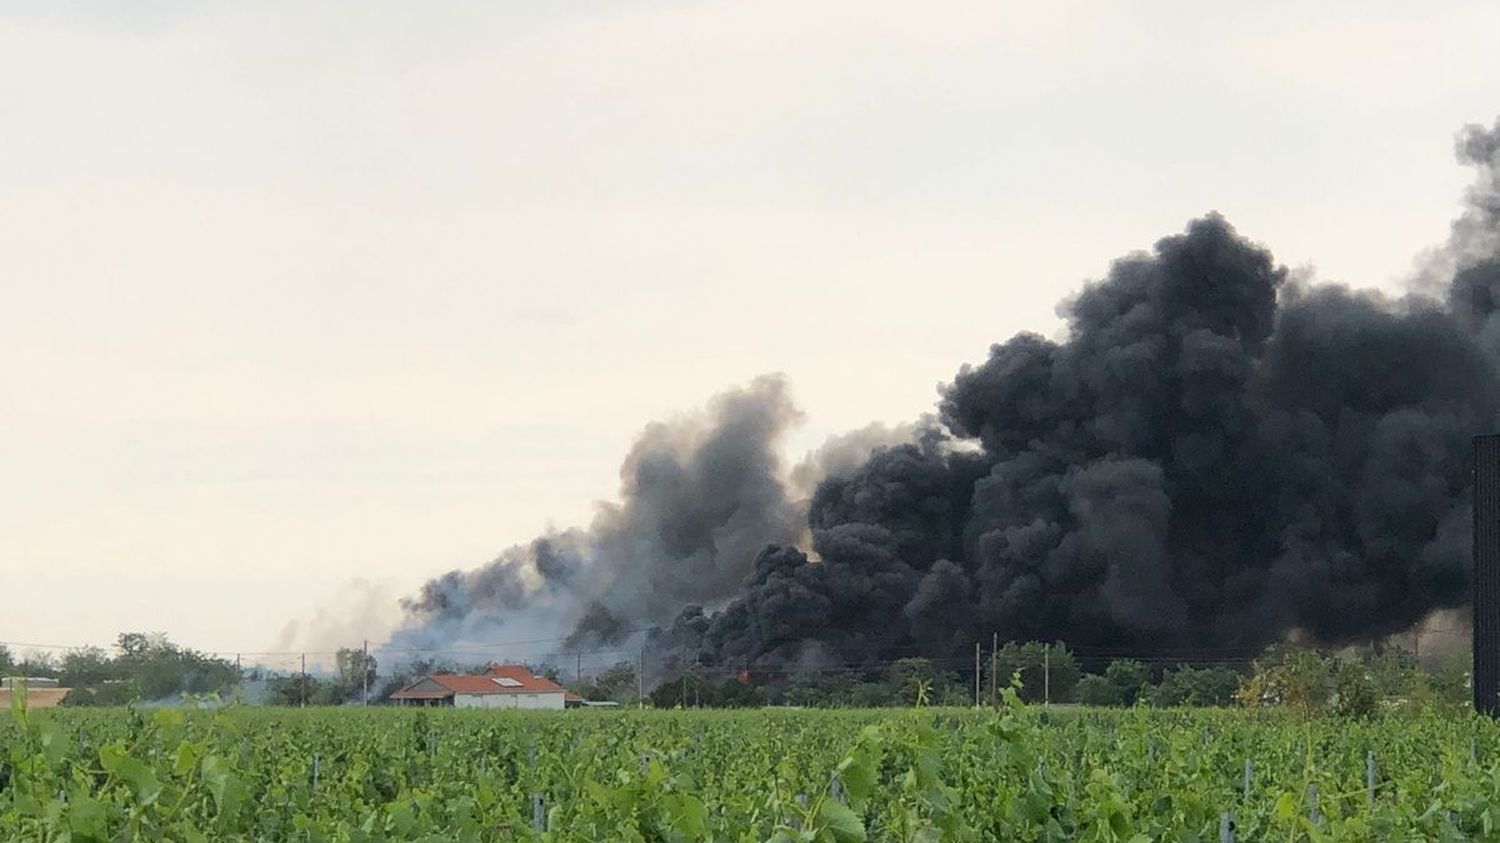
[1043,644,1050,707]
[576,651,582,685]
[300,653,307,708]
[1473,434,1500,716]
[990,633,998,707]
[637,648,644,707]
[974,641,981,708]
[362,640,369,707]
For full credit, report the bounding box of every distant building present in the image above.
[0,677,71,709]
[390,663,568,709]
[1,677,59,689]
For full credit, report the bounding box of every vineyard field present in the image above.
[4,695,1499,841]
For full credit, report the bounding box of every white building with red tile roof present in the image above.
[390,663,567,709]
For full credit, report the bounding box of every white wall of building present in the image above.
[453,692,565,710]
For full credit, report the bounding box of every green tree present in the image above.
[848,681,895,708]
[648,675,763,708]
[59,646,114,688]
[0,644,12,675]
[1150,666,1240,706]
[1331,660,1379,718]
[15,651,59,679]
[267,673,327,706]
[994,642,1080,703]
[375,657,473,701]
[60,681,137,707]
[1235,647,1336,711]
[1430,647,1472,707]
[333,647,378,702]
[783,674,858,707]
[887,658,958,706]
[577,661,639,703]
[116,632,158,657]
[1076,674,1123,706]
[108,631,239,700]
[1104,659,1150,705]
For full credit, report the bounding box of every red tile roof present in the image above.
[483,663,567,693]
[390,664,567,699]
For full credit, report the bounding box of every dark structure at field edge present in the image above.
[1474,434,1500,716]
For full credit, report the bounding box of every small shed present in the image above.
[0,677,71,710]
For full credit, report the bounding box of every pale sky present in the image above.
[3,1,1499,663]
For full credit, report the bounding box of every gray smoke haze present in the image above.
[387,116,1500,675]
[387,374,900,655]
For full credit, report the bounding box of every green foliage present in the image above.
[1077,660,1154,707]
[783,673,857,708]
[1367,648,1419,698]
[1331,661,1379,719]
[60,646,115,688]
[886,659,959,706]
[575,661,639,704]
[1237,648,1339,711]
[11,651,59,680]
[648,674,767,708]
[1102,659,1150,706]
[1234,646,1455,716]
[373,657,493,703]
[60,681,139,707]
[1430,647,1474,707]
[1148,666,1241,707]
[332,648,378,702]
[265,673,326,707]
[993,642,1079,703]
[51,633,242,706]
[1076,674,1123,707]
[4,692,1500,840]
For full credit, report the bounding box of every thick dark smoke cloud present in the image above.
[389,116,1500,674]
[675,117,1500,670]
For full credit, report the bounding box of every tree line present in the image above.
[2,634,1473,714]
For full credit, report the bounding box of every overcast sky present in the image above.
[3,1,1499,663]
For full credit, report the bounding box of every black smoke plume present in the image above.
[673,117,1500,670]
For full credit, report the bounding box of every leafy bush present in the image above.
[1332,660,1380,719]
[993,642,1080,703]
[1104,659,1150,705]
[1150,666,1241,707]
[1076,674,1123,706]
